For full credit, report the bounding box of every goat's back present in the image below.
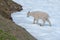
[30,11,49,18]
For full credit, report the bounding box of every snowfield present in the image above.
[12,0,60,40]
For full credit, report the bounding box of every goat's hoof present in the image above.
[40,24,43,26]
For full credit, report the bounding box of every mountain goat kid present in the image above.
[27,11,51,26]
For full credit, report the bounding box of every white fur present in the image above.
[27,11,51,26]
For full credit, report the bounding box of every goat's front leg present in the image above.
[33,18,36,24]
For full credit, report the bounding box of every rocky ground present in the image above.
[0,0,36,40]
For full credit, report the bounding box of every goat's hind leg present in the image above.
[36,19,39,24]
[47,19,51,26]
[40,19,45,26]
[42,20,45,26]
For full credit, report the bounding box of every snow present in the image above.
[12,0,60,40]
